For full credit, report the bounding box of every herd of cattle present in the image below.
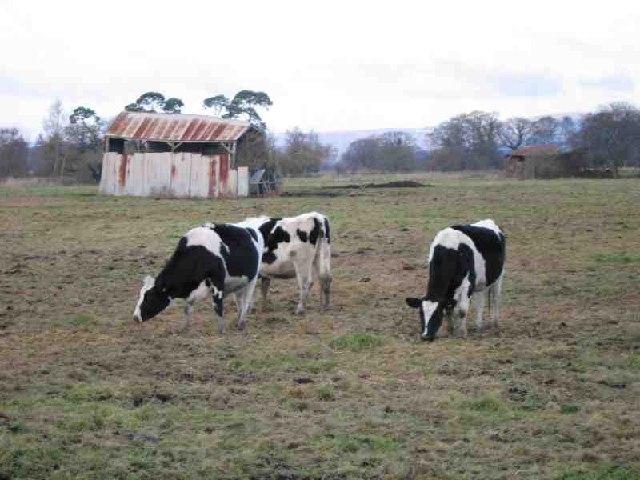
[133,212,506,342]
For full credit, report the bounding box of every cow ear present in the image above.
[405,297,422,309]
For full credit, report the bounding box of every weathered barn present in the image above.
[99,111,265,198]
[505,145,586,179]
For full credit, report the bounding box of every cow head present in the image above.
[405,297,442,341]
[133,275,171,322]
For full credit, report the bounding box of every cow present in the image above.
[133,221,263,333]
[405,219,506,342]
[243,212,331,314]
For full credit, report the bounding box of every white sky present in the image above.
[1,0,639,139]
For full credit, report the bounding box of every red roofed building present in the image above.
[504,145,585,179]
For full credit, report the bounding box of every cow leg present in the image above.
[475,291,486,332]
[490,274,503,329]
[446,306,455,335]
[320,275,332,310]
[211,287,225,334]
[294,259,313,315]
[181,301,194,332]
[234,290,246,330]
[457,303,470,338]
[236,277,258,331]
[457,312,468,338]
[454,279,472,338]
[260,277,271,312]
[316,239,332,310]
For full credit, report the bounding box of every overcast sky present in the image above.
[1,0,639,139]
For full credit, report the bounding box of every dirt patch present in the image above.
[327,180,427,189]
[281,191,347,198]
[282,180,427,197]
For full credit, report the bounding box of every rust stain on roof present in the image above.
[511,145,561,156]
[106,111,252,142]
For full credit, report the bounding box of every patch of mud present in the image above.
[327,180,427,189]
[282,180,428,197]
[281,191,345,198]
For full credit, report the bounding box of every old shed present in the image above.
[99,111,264,198]
[505,145,585,179]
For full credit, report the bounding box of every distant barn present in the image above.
[100,111,267,198]
[505,145,587,179]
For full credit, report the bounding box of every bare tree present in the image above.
[0,128,28,178]
[573,102,640,175]
[277,128,332,175]
[42,99,66,176]
[339,132,417,172]
[558,116,576,145]
[340,137,383,171]
[498,117,532,151]
[529,116,559,145]
[428,111,502,170]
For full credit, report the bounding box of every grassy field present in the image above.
[1,172,639,479]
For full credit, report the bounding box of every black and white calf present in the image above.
[133,221,263,333]
[243,212,331,314]
[406,219,506,341]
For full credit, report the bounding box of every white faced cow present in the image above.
[133,221,263,333]
[406,219,506,341]
[243,212,331,314]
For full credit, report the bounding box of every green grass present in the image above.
[559,463,640,480]
[592,251,640,264]
[52,313,98,327]
[1,173,640,479]
[329,332,384,350]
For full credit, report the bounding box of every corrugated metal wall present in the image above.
[99,152,249,198]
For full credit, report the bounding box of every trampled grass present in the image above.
[1,172,639,479]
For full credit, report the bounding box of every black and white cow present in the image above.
[406,219,506,341]
[133,221,263,333]
[243,212,331,314]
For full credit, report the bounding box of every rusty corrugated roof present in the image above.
[511,145,561,156]
[105,111,252,143]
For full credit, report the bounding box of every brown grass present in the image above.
[1,175,639,479]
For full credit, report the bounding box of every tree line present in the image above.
[2,96,639,181]
[336,102,640,175]
[0,101,106,183]
[0,90,336,180]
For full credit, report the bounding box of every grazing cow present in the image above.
[405,219,506,341]
[243,212,331,314]
[133,221,263,333]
